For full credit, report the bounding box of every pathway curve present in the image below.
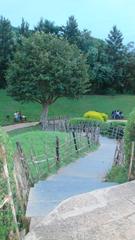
[2,122,38,132]
[26,136,117,217]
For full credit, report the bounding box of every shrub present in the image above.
[124,110,135,176]
[107,165,128,183]
[84,111,108,122]
[69,117,104,126]
[100,113,108,122]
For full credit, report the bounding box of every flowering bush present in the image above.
[84,111,108,122]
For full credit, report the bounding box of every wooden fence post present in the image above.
[56,136,60,163]
[86,129,91,148]
[128,141,135,180]
[16,141,32,186]
[72,131,78,152]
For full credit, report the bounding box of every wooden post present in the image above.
[72,131,78,152]
[86,129,91,148]
[30,148,40,181]
[56,136,60,163]
[0,144,21,240]
[16,141,32,186]
[128,141,135,180]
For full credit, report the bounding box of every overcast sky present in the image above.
[1,0,135,43]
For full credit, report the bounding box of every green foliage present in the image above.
[106,165,128,183]
[0,128,16,239]
[34,18,60,35]
[69,117,103,126]
[6,32,89,126]
[64,15,80,45]
[18,18,30,38]
[0,16,14,88]
[124,110,135,171]
[0,15,135,94]
[106,25,126,92]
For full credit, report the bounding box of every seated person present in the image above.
[111,110,115,119]
[14,111,19,122]
[14,111,27,122]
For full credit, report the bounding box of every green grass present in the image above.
[1,90,135,125]
[10,130,97,181]
[106,165,128,184]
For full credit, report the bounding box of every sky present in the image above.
[1,0,135,43]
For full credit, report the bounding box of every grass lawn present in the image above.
[1,90,135,125]
[10,130,97,181]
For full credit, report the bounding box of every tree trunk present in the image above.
[40,103,49,130]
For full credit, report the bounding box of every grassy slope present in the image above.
[10,130,96,180]
[1,90,135,125]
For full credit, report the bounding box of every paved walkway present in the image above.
[2,122,38,132]
[26,137,117,217]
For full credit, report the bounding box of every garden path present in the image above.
[26,136,117,217]
[2,122,38,132]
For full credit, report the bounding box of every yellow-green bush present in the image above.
[84,111,108,122]
[100,112,108,121]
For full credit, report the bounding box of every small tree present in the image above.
[7,33,89,129]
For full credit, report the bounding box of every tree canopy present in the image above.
[0,16,14,88]
[0,14,135,95]
[7,32,89,128]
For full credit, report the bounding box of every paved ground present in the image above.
[26,137,116,217]
[2,122,38,132]
[25,181,135,240]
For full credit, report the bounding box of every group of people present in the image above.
[111,110,124,120]
[14,111,26,122]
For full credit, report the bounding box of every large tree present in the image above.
[0,16,14,88]
[7,33,89,129]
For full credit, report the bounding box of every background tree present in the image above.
[106,25,126,92]
[87,41,114,94]
[0,16,14,88]
[18,18,30,37]
[63,15,80,45]
[34,18,60,35]
[7,33,89,129]
[122,42,135,93]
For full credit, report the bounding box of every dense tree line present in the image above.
[1,15,135,95]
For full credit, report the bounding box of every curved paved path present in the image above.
[26,136,117,217]
[2,122,38,132]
